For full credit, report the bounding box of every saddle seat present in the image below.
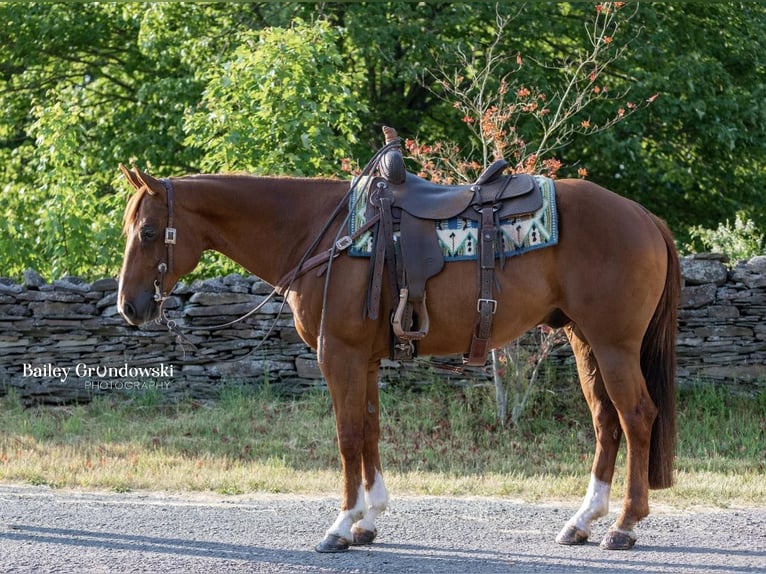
[389,160,541,221]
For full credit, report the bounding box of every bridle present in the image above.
[153,178,177,306]
[146,176,198,352]
[144,175,280,347]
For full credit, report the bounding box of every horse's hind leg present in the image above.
[595,345,658,550]
[556,324,621,546]
[564,326,658,550]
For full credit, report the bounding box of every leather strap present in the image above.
[366,217,386,320]
[465,198,498,366]
[275,213,380,292]
[164,178,176,275]
[367,193,395,320]
[153,178,177,303]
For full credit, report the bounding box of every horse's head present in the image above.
[117,164,202,326]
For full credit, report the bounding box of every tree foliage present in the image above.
[1,2,764,280]
[185,19,366,175]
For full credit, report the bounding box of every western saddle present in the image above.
[366,127,542,366]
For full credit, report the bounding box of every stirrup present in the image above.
[392,288,430,340]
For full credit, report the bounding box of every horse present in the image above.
[117,163,679,553]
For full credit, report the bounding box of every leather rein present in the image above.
[147,143,397,356]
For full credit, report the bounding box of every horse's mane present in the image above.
[121,173,348,236]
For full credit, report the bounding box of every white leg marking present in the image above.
[354,470,389,533]
[567,474,611,534]
[326,482,366,542]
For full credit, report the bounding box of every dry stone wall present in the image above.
[1,254,765,404]
[677,253,766,383]
[0,272,318,404]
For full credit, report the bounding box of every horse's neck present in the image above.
[180,175,348,285]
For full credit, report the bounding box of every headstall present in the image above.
[153,178,177,304]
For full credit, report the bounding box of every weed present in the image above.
[61,411,83,435]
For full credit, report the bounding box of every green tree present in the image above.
[559,3,766,243]
[0,3,202,278]
[324,2,766,243]
[0,5,364,278]
[184,19,367,175]
[1,2,765,279]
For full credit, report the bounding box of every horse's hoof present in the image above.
[315,533,351,553]
[555,524,589,545]
[600,527,637,550]
[351,526,377,546]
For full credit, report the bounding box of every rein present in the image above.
[313,141,401,363]
[147,141,399,360]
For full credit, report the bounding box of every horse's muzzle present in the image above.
[118,290,158,326]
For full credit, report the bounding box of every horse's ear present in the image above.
[119,163,146,191]
[119,163,159,194]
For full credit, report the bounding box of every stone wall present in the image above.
[677,254,766,383]
[0,272,320,404]
[1,254,765,404]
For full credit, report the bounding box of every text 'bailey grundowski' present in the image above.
[22,362,175,384]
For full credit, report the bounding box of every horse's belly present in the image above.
[416,253,559,355]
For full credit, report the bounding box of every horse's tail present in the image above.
[642,214,680,489]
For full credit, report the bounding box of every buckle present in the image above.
[477,298,497,314]
[165,227,177,245]
[335,236,353,251]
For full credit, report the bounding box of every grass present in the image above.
[0,378,763,507]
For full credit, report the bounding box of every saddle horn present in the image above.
[379,126,406,184]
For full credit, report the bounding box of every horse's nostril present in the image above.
[119,292,157,326]
[122,301,137,321]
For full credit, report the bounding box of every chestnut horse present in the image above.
[117,165,679,553]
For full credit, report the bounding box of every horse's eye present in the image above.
[140,226,158,242]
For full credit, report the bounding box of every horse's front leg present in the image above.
[350,359,388,545]
[315,354,389,553]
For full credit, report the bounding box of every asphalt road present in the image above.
[0,485,763,573]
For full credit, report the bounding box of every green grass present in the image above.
[0,379,763,507]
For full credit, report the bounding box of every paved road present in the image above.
[0,485,763,573]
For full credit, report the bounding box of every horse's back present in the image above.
[555,178,666,254]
